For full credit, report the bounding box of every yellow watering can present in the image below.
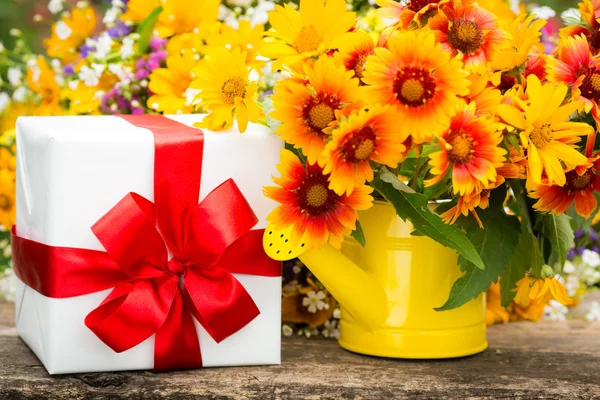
[264,202,487,358]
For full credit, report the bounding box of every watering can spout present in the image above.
[299,245,388,330]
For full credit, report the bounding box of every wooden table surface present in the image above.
[0,302,599,399]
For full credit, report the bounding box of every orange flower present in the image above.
[559,0,600,54]
[332,31,374,84]
[425,103,506,196]
[264,150,373,248]
[429,0,506,72]
[497,145,527,179]
[270,57,362,164]
[463,72,502,117]
[486,282,509,326]
[322,105,408,195]
[513,275,573,307]
[362,29,469,143]
[26,57,62,116]
[529,157,600,218]
[439,177,504,228]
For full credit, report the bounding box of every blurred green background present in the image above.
[0,0,581,53]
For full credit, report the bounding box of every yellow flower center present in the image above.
[590,73,600,92]
[340,126,378,163]
[448,131,474,164]
[354,139,375,160]
[308,103,335,131]
[305,184,329,208]
[393,67,436,107]
[295,26,323,54]
[353,54,368,80]
[447,18,484,55]
[529,123,553,148]
[400,79,425,103]
[0,194,13,211]
[221,77,247,104]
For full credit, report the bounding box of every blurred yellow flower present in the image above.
[121,0,160,23]
[158,0,220,37]
[261,0,356,70]
[513,275,573,308]
[45,6,97,63]
[491,14,546,72]
[190,48,261,133]
[205,21,266,73]
[147,54,198,114]
[64,82,102,115]
[485,282,510,326]
[26,57,62,116]
[0,168,15,229]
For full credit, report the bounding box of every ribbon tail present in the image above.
[154,289,203,372]
[183,267,260,343]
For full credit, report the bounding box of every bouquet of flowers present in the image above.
[0,0,599,336]
[261,0,600,316]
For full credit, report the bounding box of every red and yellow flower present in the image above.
[425,103,506,196]
[529,156,600,218]
[332,31,375,84]
[439,177,504,228]
[559,0,600,54]
[428,0,506,72]
[497,75,591,186]
[546,34,600,126]
[376,0,450,31]
[270,56,362,164]
[264,150,374,248]
[362,29,470,143]
[322,105,409,195]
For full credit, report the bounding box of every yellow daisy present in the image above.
[497,74,591,186]
[190,48,261,133]
[332,31,375,84]
[261,0,356,70]
[121,0,160,23]
[513,275,573,307]
[0,169,15,229]
[204,20,266,73]
[147,54,198,114]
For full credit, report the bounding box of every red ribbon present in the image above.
[11,115,280,371]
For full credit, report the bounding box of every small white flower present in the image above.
[184,88,201,107]
[282,324,293,337]
[543,300,568,321]
[3,244,11,258]
[120,36,135,60]
[562,8,582,25]
[94,33,114,59]
[0,268,16,302]
[303,327,319,338]
[79,65,102,87]
[0,93,10,114]
[55,20,73,40]
[332,307,341,319]
[321,320,339,339]
[48,0,64,14]
[7,67,22,86]
[12,87,27,102]
[248,1,275,26]
[302,290,329,313]
[563,261,576,274]
[530,6,556,20]
[0,42,4,53]
[226,0,253,7]
[103,7,120,25]
[582,249,600,268]
[68,79,80,90]
[585,301,600,322]
[51,59,61,70]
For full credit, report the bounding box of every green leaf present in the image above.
[351,220,366,247]
[136,6,163,56]
[371,169,485,270]
[539,213,574,268]
[567,203,592,231]
[437,187,521,311]
[500,228,542,306]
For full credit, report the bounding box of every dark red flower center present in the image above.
[340,126,377,163]
[580,68,600,103]
[448,18,484,55]
[591,26,600,50]
[565,169,594,192]
[303,94,340,135]
[393,67,436,107]
[347,52,369,81]
[498,75,517,92]
[407,0,438,13]
[0,194,12,211]
[298,172,339,215]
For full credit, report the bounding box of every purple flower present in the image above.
[63,64,75,75]
[107,22,133,39]
[590,229,598,242]
[135,69,149,80]
[149,36,168,52]
[131,107,144,115]
[79,42,95,58]
[567,248,576,260]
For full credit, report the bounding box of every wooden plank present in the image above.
[0,302,599,399]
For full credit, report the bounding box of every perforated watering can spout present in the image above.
[263,226,388,331]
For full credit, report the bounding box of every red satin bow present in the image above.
[11,115,280,371]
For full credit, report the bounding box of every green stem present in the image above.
[408,156,424,191]
[509,179,533,234]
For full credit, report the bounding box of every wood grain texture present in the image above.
[0,302,599,400]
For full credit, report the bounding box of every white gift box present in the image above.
[14,115,283,374]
